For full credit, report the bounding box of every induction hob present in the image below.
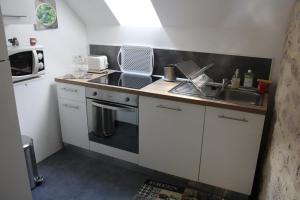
[88,71,161,89]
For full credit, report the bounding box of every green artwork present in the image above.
[34,0,58,30]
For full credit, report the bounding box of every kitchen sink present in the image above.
[218,89,262,106]
[169,81,262,106]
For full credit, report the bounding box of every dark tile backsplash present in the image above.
[90,45,272,86]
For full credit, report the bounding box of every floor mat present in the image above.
[133,179,225,200]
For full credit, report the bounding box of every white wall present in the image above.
[87,25,282,58]
[87,25,285,82]
[84,0,295,83]
[4,0,88,162]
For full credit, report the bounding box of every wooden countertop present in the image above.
[55,72,268,115]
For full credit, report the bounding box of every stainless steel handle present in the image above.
[62,103,79,110]
[92,101,136,112]
[117,49,121,67]
[156,105,182,111]
[218,115,248,122]
[61,87,78,93]
[2,14,27,18]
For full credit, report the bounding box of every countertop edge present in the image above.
[55,78,268,115]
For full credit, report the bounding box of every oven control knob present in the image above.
[125,97,130,102]
[93,91,98,96]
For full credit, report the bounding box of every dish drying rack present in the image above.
[176,60,215,93]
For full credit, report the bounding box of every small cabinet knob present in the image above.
[93,91,98,96]
[125,97,130,102]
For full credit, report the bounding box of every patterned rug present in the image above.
[133,179,225,200]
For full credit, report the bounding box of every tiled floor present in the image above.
[32,146,248,200]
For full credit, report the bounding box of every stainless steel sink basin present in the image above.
[218,89,262,106]
[169,81,262,106]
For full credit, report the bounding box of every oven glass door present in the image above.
[87,99,138,154]
[9,51,34,76]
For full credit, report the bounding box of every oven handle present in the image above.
[91,101,137,112]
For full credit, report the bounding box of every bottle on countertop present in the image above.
[243,69,254,88]
[231,69,240,89]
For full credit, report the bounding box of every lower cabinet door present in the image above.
[139,96,205,181]
[58,98,89,150]
[199,106,265,195]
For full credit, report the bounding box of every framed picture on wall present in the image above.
[34,0,58,30]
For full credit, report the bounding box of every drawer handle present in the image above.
[3,15,27,18]
[218,115,248,122]
[156,105,182,111]
[61,87,78,93]
[62,103,79,110]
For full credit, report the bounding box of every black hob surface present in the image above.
[88,72,161,89]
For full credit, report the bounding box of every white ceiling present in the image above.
[65,0,119,25]
[65,0,294,31]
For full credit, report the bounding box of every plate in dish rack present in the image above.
[117,45,154,76]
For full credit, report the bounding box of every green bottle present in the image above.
[243,69,254,88]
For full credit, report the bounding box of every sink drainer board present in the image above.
[117,45,154,76]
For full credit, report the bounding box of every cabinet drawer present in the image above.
[57,83,85,102]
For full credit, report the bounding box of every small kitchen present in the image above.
[0,0,298,200]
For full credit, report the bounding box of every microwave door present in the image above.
[10,50,40,82]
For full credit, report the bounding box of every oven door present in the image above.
[87,98,139,154]
[9,50,39,82]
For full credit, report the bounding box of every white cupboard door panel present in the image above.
[199,106,265,195]
[0,0,35,24]
[139,96,205,181]
[58,98,89,150]
[57,83,86,102]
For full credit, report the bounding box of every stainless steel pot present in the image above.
[163,64,176,82]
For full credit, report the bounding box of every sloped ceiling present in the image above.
[65,0,294,30]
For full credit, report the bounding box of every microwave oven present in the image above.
[8,46,45,82]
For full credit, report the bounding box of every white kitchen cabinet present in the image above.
[57,83,89,150]
[57,83,86,103]
[199,106,265,195]
[139,96,205,181]
[0,0,35,24]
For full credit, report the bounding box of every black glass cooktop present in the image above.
[88,72,161,89]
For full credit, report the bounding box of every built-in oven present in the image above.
[86,87,139,154]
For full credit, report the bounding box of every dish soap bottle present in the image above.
[231,69,240,89]
[243,69,254,88]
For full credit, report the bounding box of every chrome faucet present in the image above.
[221,78,231,91]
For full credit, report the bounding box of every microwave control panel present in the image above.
[37,50,45,71]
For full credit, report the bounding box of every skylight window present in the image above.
[104,0,162,27]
